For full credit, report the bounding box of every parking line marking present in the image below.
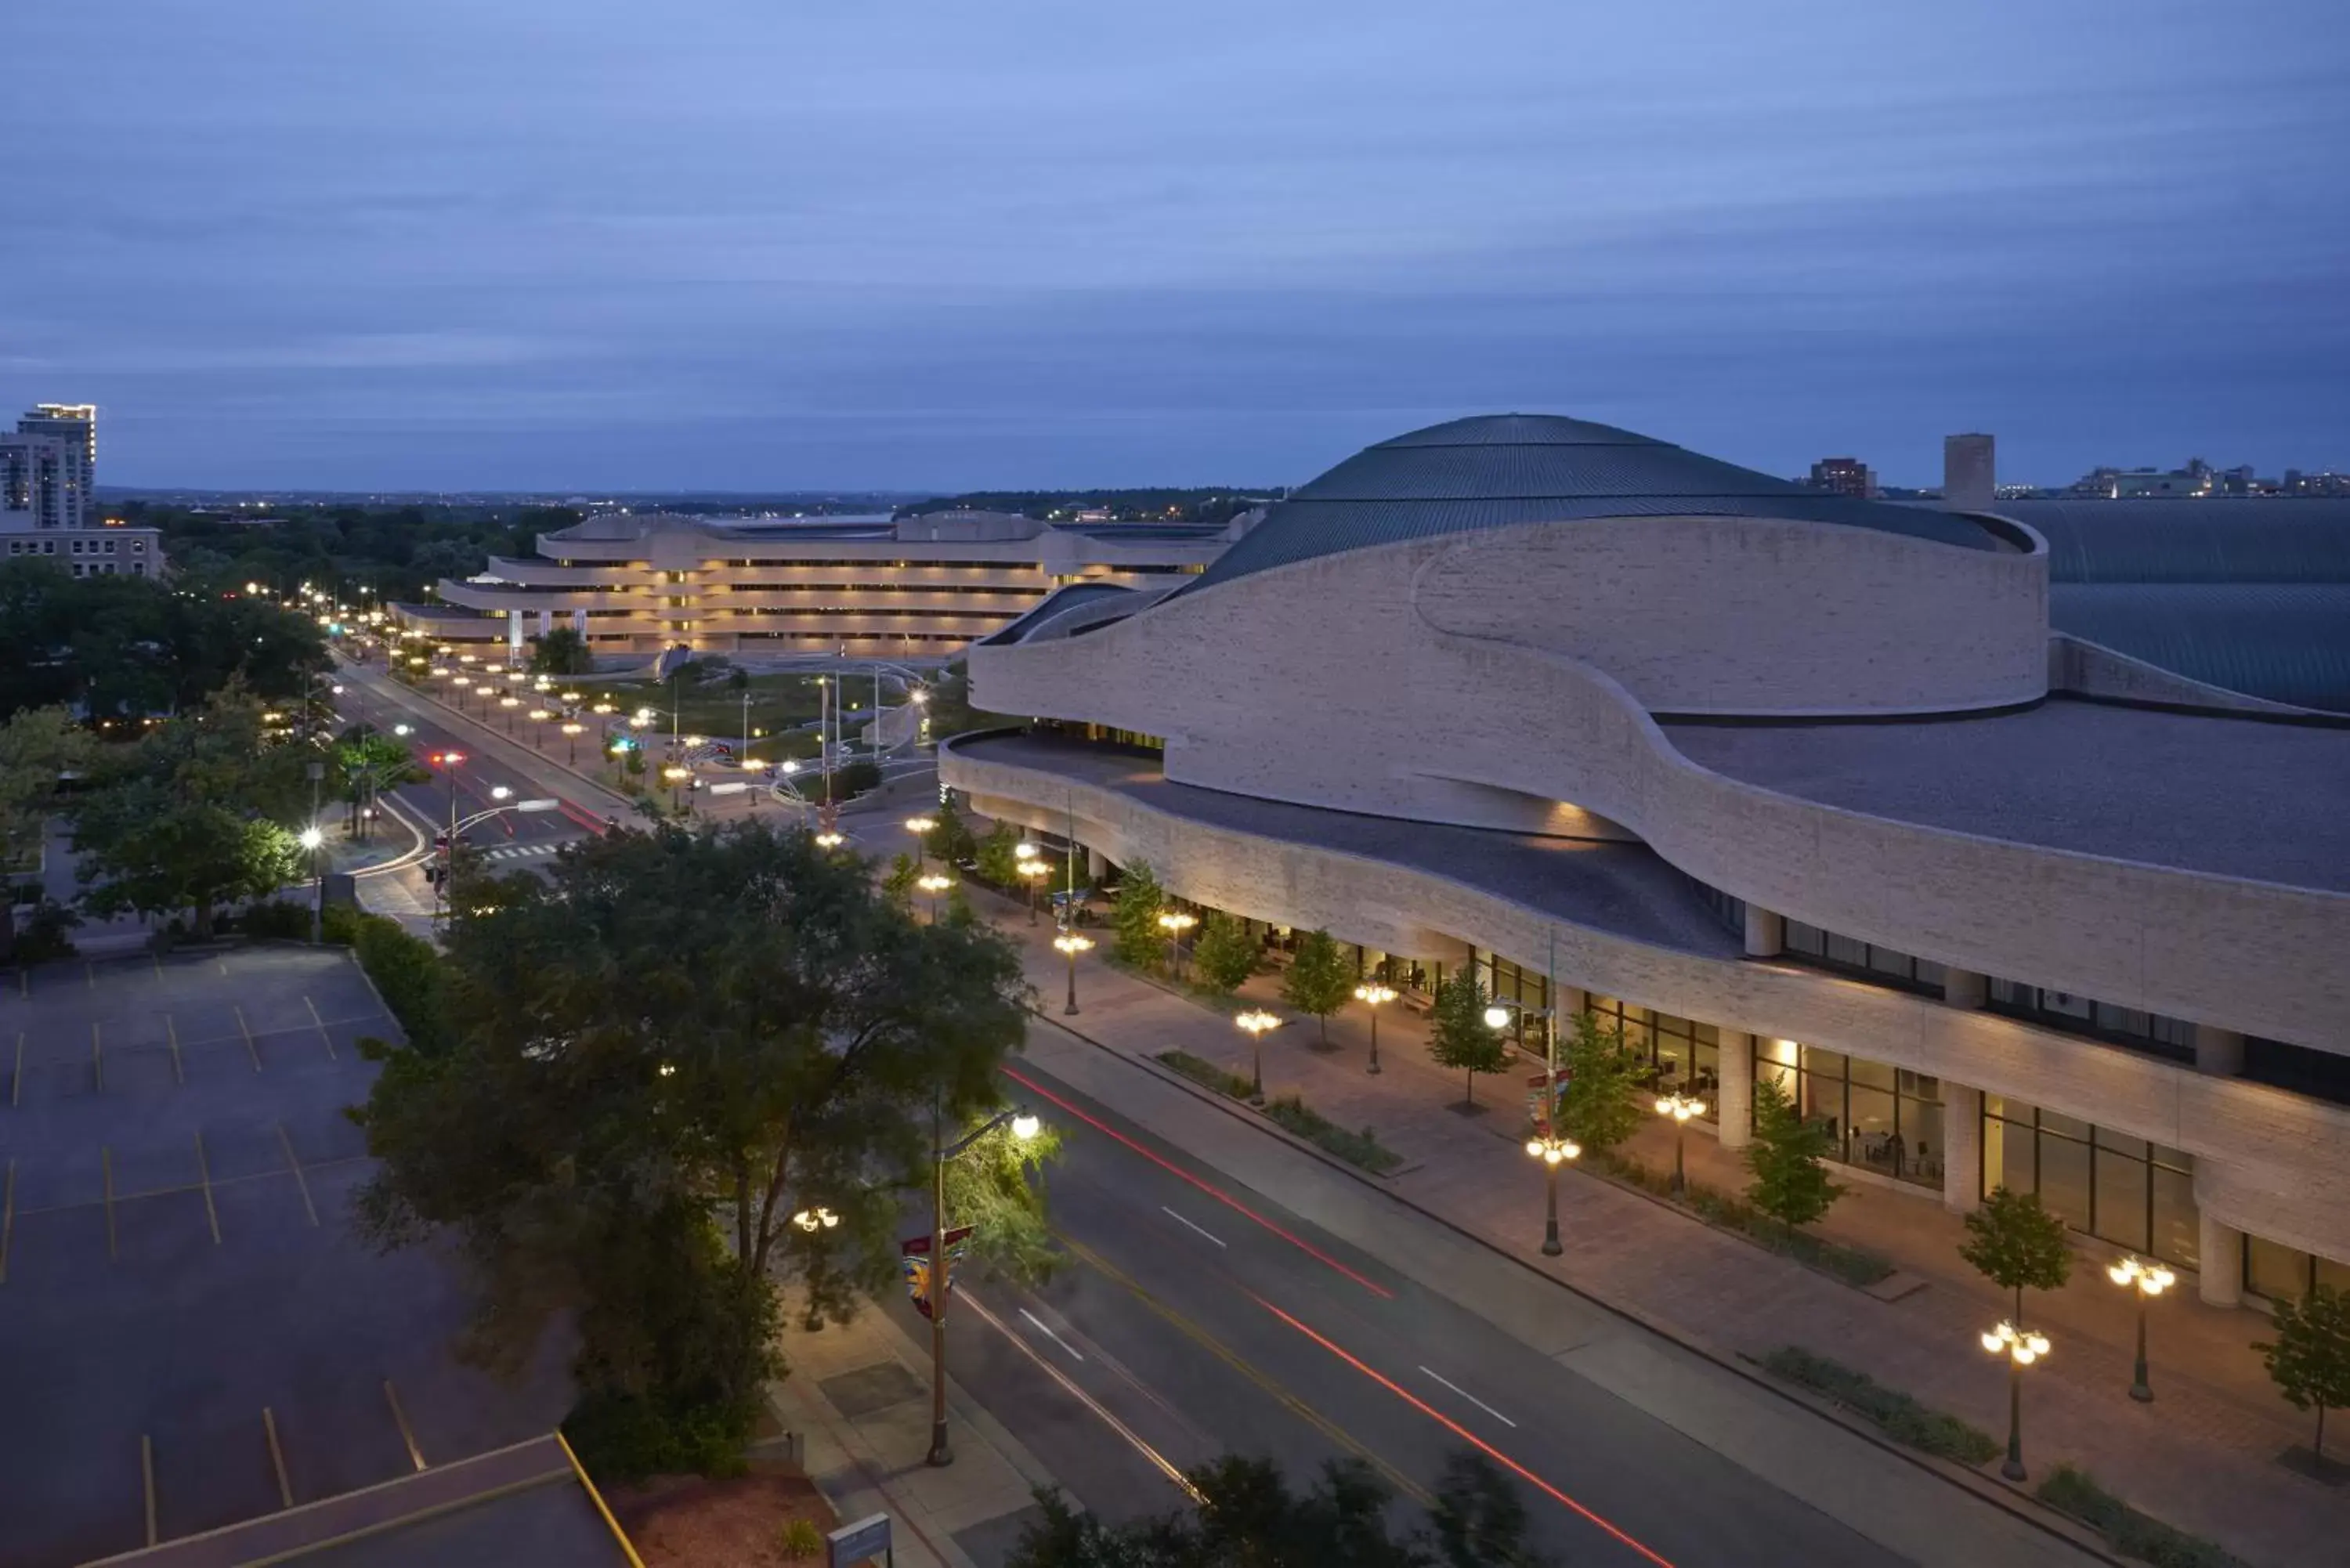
[384,1380,426,1471]
[85,962,95,992]
[194,1133,222,1245]
[235,1006,261,1073]
[166,1015,183,1086]
[11,1031,20,1107]
[142,1434,157,1545]
[277,1123,319,1227]
[92,1021,103,1092]
[216,959,227,977]
[263,1408,293,1508]
[103,1147,118,1259]
[152,952,163,981]
[303,995,336,1060]
[2,1159,14,1284]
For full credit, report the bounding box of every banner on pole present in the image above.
[901,1226,973,1320]
[1524,1071,1568,1132]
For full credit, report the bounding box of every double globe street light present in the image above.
[2107,1255,2175,1403]
[1982,1321,2052,1481]
[1353,983,1397,1075]
[1654,1092,1707,1197]
[1235,1008,1282,1102]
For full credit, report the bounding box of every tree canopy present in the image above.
[1191,912,1260,995]
[1553,1009,1647,1154]
[1112,860,1167,969]
[1744,1075,1844,1234]
[2255,1283,2350,1463]
[1279,929,1353,1043]
[1958,1186,2074,1326]
[1427,970,1509,1108]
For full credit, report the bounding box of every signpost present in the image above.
[828,1512,893,1567]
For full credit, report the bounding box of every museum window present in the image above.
[1781,921,1946,996]
[1754,1039,1941,1189]
[2244,1238,2350,1303]
[1980,1094,2196,1268]
[1986,980,2196,1064]
[1588,995,1719,1114]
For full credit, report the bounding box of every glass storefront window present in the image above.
[1586,997,1719,1121]
[1748,1039,1940,1190]
[1981,1097,2196,1270]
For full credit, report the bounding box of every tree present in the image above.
[926,796,978,865]
[74,797,306,939]
[974,822,1024,890]
[1280,929,1353,1045]
[882,851,920,909]
[352,819,1042,1479]
[1428,970,1509,1109]
[1191,912,1259,995]
[1744,1075,1844,1236]
[528,624,595,676]
[0,707,88,957]
[1112,860,1166,969]
[1428,1451,1553,1567]
[2255,1284,2350,1465]
[1958,1185,2073,1327]
[1553,1009,1647,1155]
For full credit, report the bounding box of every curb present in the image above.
[1024,1005,2133,1568]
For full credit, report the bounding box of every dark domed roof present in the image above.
[1189,414,1996,592]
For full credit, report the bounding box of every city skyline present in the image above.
[5,2,2345,490]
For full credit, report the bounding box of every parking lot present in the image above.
[0,946,569,1567]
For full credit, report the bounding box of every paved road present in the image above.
[880,1057,1904,1568]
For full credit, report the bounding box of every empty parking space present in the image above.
[0,945,570,1568]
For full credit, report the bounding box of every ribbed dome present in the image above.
[1191,414,1996,592]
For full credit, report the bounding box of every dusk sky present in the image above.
[6,2,2345,493]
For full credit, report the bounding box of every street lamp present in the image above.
[298,826,325,944]
[2106,1256,2175,1403]
[1523,1130,1580,1257]
[916,871,954,923]
[1654,1092,1707,1197]
[499,695,520,732]
[926,1106,1042,1466]
[1016,858,1051,925]
[791,1207,841,1232]
[662,764,692,811]
[1982,1321,2050,1481]
[905,815,937,870]
[561,721,584,764]
[1156,909,1196,980]
[1052,929,1092,1014]
[1235,1008,1281,1103]
[1353,983,1397,1075]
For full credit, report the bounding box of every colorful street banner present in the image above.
[1524,1071,1568,1132]
[901,1226,974,1320]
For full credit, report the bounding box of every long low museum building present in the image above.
[941,414,2350,1310]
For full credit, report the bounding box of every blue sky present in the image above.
[5,1,2345,491]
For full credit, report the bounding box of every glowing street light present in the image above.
[1235,1008,1282,1103]
[560,721,585,764]
[2107,1256,2175,1403]
[916,870,954,923]
[1156,909,1197,980]
[792,1207,841,1232]
[1982,1321,2052,1481]
[905,815,937,870]
[1654,1092,1707,1197]
[924,1104,1043,1466]
[1523,1129,1581,1257]
[1354,982,1397,1075]
[1052,929,1093,1015]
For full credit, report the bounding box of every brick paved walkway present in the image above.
[987,887,2347,1568]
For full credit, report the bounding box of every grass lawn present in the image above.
[584,672,895,748]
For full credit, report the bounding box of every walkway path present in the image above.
[976,885,2345,1568]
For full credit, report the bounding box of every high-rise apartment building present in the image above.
[1807,457,1876,497]
[13,403,96,529]
[1943,432,1995,511]
[0,401,164,578]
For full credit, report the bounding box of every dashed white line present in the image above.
[1418,1366,1518,1428]
[1018,1306,1086,1362]
[1161,1206,1227,1248]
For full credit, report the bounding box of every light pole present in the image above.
[927,1105,1043,1466]
[1235,1009,1281,1103]
[1982,1321,2051,1481]
[1054,929,1092,1014]
[1488,929,1568,1255]
[663,764,692,813]
[561,721,584,765]
[1522,1129,1580,1257]
[2106,1256,2174,1403]
[298,826,325,944]
[1654,1092,1707,1197]
[917,871,954,923]
[1017,857,1050,925]
[905,815,936,872]
[499,695,520,733]
[1157,910,1196,981]
[1354,983,1396,1075]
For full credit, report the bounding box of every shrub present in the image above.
[238,901,314,941]
[336,911,454,1053]
[1596,1149,1892,1286]
[1158,1050,1255,1100]
[2036,1464,2244,1568]
[13,899,81,963]
[563,1385,754,1486]
[779,1517,826,1560]
[1761,1346,2000,1465]
[1260,1094,1402,1176]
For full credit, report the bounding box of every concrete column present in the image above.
[2194,1024,2245,1078]
[2199,1213,2244,1308]
[1942,1083,1983,1216]
[1085,846,1108,883]
[1942,967,1987,1010]
[1743,905,1783,958]
[1716,1032,1753,1150]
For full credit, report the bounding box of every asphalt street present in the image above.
[878,1056,1901,1568]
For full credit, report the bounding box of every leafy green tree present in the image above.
[1191,912,1259,995]
[1958,1186,2074,1328]
[974,822,1024,889]
[1553,1009,1647,1154]
[527,624,595,676]
[353,820,1039,1479]
[1428,970,1509,1108]
[882,851,920,909]
[2255,1284,2350,1464]
[74,797,306,939]
[940,1115,1065,1287]
[1744,1075,1844,1236]
[1112,860,1166,969]
[0,706,88,953]
[1428,1450,1553,1566]
[1280,929,1353,1045]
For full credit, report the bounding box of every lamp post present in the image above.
[1235,1009,1281,1103]
[1522,1129,1579,1257]
[2106,1256,2174,1403]
[1017,858,1050,925]
[927,1105,1043,1466]
[499,695,520,732]
[298,826,325,944]
[1354,983,1397,1075]
[1654,1092,1707,1197]
[1982,1321,2051,1481]
[904,815,936,871]
[917,871,953,923]
[663,764,692,812]
[1157,910,1197,981]
[561,721,584,765]
[1053,929,1092,1014]
[1488,930,1567,1253]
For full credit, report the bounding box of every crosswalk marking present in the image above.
[479,841,562,862]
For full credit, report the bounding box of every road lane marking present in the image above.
[1,1159,13,1284]
[142,1434,157,1545]
[1005,1064,1394,1299]
[1159,1206,1226,1248]
[277,1124,320,1227]
[384,1380,426,1470]
[103,1147,118,1259]
[965,1288,1197,1502]
[1018,1306,1086,1361]
[11,1031,21,1107]
[194,1133,222,1245]
[92,1022,103,1091]
[235,1006,262,1072]
[263,1408,294,1508]
[166,1015,183,1086]
[1419,1365,1517,1428]
[1058,1234,1428,1505]
[303,995,336,1060]
[1253,1293,1676,1567]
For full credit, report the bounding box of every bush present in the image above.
[2037,1464,2244,1568]
[1761,1347,2001,1465]
[1159,1050,1255,1100]
[1261,1095,1403,1176]
[1596,1150,1892,1286]
[13,900,80,963]
[323,909,454,1053]
[778,1517,826,1560]
[238,901,314,941]
[562,1385,754,1487]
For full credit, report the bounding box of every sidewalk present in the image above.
[979,888,2345,1568]
[768,1290,1058,1568]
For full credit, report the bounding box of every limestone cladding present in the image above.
[969,518,2348,1053]
[945,744,2350,1267]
